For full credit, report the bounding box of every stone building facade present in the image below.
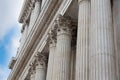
[8,0,120,80]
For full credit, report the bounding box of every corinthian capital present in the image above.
[34,54,47,69]
[55,14,72,28]
[55,14,72,35]
[29,63,36,75]
[48,28,57,45]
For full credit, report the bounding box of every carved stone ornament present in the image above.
[29,63,36,75]
[34,54,47,69]
[55,14,72,34]
[48,29,57,44]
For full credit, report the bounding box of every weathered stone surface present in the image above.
[8,0,120,80]
[75,0,90,80]
[89,0,116,80]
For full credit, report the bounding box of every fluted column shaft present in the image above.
[35,58,46,80]
[89,0,116,80]
[75,0,90,80]
[46,39,56,80]
[54,16,72,80]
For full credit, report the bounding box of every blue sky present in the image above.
[0,0,24,79]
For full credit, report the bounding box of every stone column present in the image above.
[75,0,90,80]
[89,0,116,80]
[54,15,72,80]
[46,30,56,80]
[35,55,46,80]
[30,64,36,80]
[30,72,35,80]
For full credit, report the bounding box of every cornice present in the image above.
[18,0,35,23]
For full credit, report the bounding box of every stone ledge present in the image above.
[9,57,17,69]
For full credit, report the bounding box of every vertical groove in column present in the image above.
[89,0,116,80]
[54,25,71,80]
[113,0,120,79]
[46,42,56,80]
[75,0,90,80]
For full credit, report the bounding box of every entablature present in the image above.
[18,0,49,23]
[18,0,34,23]
[8,0,74,80]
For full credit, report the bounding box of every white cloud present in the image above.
[1,29,21,80]
[0,65,10,80]
[5,32,20,57]
[0,0,24,80]
[0,0,24,40]
[11,35,20,56]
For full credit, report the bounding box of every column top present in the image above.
[34,54,47,69]
[55,14,72,28]
[78,0,89,4]
[29,63,36,75]
[48,29,57,45]
[55,14,73,36]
